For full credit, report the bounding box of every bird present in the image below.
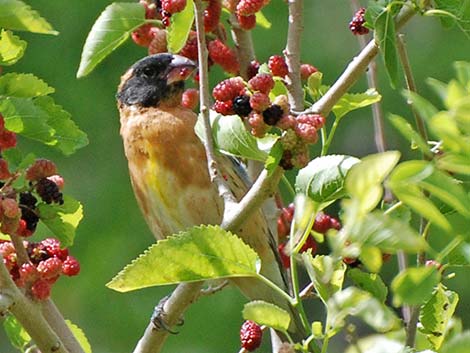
[116,53,304,338]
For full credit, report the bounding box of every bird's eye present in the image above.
[142,67,155,78]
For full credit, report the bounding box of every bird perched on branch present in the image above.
[116,53,303,338]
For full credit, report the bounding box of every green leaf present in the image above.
[255,11,271,29]
[359,246,383,273]
[77,3,146,78]
[66,320,92,353]
[0,97,56,144]
[3,315,31,351]
[34,96,88,155]
[0,73,54,98]
[107,225,260,292]
[303,254,346,303]
[401,90,439,121]
[243,301,290,332]
[332,88,382,120]
[306,71,323,100]
[37,196,84,247]
[440,331,470,353]
[365,3,387,29]
[0,0,57,35]
[344,335,405,353]
[454,61,470,89]
[195,111,276,161]
[431,0,470,36]
[350,211,428,253]
[348,268,388,303]
[389,114,432,157]
[346,151,401,213]
[290,194,317,253]
[391,267,440,306]
[426,77,449,103]
[295,155,360,203]
[0,29,26,65]
[326,287,401,336]
[454,154,470,173]
[419,284,459,350]
[388,160,470,229]
[264,140,283,175]
[167,0,194,53]
[375,9,398,88]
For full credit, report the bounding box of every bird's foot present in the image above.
[151,295,184,334]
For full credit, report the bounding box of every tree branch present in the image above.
[0,256,69,353]
[194,0,237,207]
[132,282,203,353]
[284,0,304,111]
[229,14,256,80]
[304,4,418,116]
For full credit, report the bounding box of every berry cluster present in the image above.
[0,159,64,238]
[1,238,80,300]
[240,320,263,351]
[276,205,340,268]
[349,7,369,35]
[211,61,324,169]
[132,0,240,75]
[223,0,270,31]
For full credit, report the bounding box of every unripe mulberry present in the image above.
[237,13,256,30]
[161,0,187,14]
[204,0,222,32]
[240,320,263,351]
[268,55,288,77]
[249,92,270,112]
[213,100,234,115]
[248,73,274,94]
[26,159,58,181]
[349,7,369,35]
[212,77,245,101]
[237,0,265,16]
[208,39,239,74]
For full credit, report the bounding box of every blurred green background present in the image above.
[1,1,469,352]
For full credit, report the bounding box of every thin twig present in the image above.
[41,300,86,353]
[194,0,237,208]
[284,0,304,111]
[199,280,229,296]
[350,0,387,153]
[0,256,69,353]
[303,4,418,116]
[229,14,256,80]
[396,34,429,147]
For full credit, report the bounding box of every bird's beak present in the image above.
[166,55,197,84]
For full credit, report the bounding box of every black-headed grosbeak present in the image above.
[116,53,301,336]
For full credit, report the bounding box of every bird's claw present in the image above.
[150,295,182,334]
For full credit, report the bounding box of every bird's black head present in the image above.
[117,53,196,107]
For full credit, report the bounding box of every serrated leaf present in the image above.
[77,3,145,78]
[440,331,470,353]
[0,73,54,98]
[3,315,31,351]
[0,97,56,143]
[0,0,57,35]
[389,114,432,157]
[350,211,427,253]
[348,268,388,303]
[419,284,459,350]
[255,11,271,29]
[326,287,401,336]
[66,320,92,353]
[332,88,382,120]
[375,9,398,88]
[107,225,260,292]
[296,154,360,203]
[195,111,275,161]
[391,267,440,306]
[243,301,290,331]
[37,196,84,247]
[303,254,346,303]
[0,29,26,66]
[167,0,194,53]
[346,151,401,213]
[34,96,88,155]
